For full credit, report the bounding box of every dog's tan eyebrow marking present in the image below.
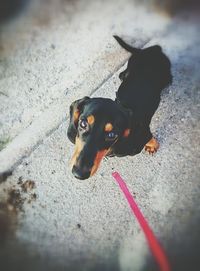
[87,115,95,125]
[105,123,113,132]
[73,110,80,122]
[123,128,131,137]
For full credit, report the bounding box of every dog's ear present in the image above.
[67,96,90,143]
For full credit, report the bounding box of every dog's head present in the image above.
[67,97,131,179]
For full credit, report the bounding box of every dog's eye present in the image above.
[106,132,118,140]
[79,119,88,130]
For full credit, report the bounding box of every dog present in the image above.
[67,36,172,180]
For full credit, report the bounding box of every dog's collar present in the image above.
[115,97,130,111]
[115,98,133,126]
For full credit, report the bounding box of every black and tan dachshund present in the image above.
[67,36,172,180]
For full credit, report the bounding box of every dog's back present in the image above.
[114,36,172,89]
[114,36,172,121]
[129,45,172,90]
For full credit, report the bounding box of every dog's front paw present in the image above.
[144,137,159,155]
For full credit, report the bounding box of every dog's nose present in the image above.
[72,166,90,180]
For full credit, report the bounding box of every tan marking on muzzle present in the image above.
[87,115,95,125]
[104,123,113,132]
[90,149,110,176]
[70,137,84,169]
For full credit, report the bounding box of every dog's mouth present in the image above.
[70,137,109,180]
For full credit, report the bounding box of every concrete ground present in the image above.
[0,1,200,271]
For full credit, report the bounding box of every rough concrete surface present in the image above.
[0,1,200,271]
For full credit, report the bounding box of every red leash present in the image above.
[112,172,171,271]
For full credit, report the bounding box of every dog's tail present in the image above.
[113,35,141,54]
